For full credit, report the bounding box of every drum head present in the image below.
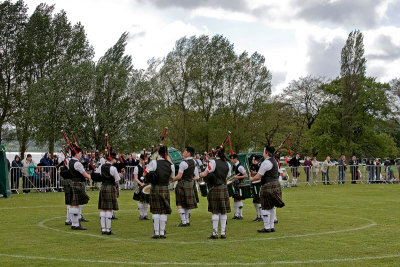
[143,184,151,194]
[227,179,233,185]
[199,182,206,185]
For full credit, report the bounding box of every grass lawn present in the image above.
[0,184,399,266]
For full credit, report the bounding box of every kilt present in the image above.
[175,180,197,209]
[260,181,285,210]
[98,184,119,210]
[115,183,120,198]
[232,180,245,200]
[150,185,172,214]
[63,179,72,205]
[207,185,231,214]
[133,185,149,203]
[193,182,199,203]
[252,195,261,204]
[70,181,90,206]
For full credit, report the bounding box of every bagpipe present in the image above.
[90,133,114,183]
[59,128,82,180]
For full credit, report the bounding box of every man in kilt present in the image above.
[250,145,285,233]
[250,155,262,222]
[133,154,150,220]
[145,146,175,239]
[170,146,198,227]
[229,154,248,220]
[96,152,121,235]
[60,149,72,226]
[68,147,91,230]
[200,146,232,239]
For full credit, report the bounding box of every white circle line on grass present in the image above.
[0,253,399,265]
[37,213,377,244]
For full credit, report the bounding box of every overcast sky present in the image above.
[23,0,400,93]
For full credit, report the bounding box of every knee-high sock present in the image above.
[105,211,113,232]
[138,203,144,217]
[212,214,219,235]
[261,209,271,230]
[185,209,191,223]
[220,214,227,235]
[270,208,276,229]
[233,202,238,216]
[143,203,148,216]
[238,201,243,217]
[160,215,167,235]
[100,211,106,232]
[153,214,160,235]
[292,178,297,186]
[178,208,186,224]
[253,203,260,218]
[273,207,278,222]
[258,204,262,218]
[66,205,71,222]
[69,207,80,227]
[78,205,82,219]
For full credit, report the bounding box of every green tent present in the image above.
[0,145,10,198]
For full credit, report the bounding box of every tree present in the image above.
[0,0,27,144]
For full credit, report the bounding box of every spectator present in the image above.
[131,153,139,167]
[289,153,301,187]
[22,154,36,193]
[11,155,23,193]
[375,158,381,181]
[40,152,54,167]
[338,155,347,184]
[321,156,333,185]
[396,158,400,180]
[349,156,358,184]
[303,156,312,183]
[311,157,319,185]
[366,159,375,183]
[384,157,391,180]
[52,154,60,190]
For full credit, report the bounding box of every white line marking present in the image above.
[0,253,399,265]
[37,212,377,244]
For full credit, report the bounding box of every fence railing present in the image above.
[7,164,400,194]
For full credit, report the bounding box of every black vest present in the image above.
[154,160,172,186]
[69,159,85,182]
[214,159,229,185]
[233,162,244,175]
[101,163,115,185]
[261,157,279,185]
[137,164,144,181]
[181,159,195,182]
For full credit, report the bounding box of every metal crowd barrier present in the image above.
[8,166,59,193]
[120,166,136,190]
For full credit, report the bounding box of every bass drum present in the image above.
[142,184,151,203]
[227,180,235,197]
[250,181,262,197]
[199,182,209,197]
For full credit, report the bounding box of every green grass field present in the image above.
[0,184,399,266]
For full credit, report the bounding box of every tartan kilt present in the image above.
[252,195,261,204]
[260,181,285,210]
[175,180,197,209]
[98,184,119,210]
[150,185,172,214]
[193,182,199,203]
[63,179,72,205]
[207,185,231,214]
[115,184,120,198]
[70,181,90,206]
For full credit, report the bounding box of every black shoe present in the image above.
[143,216,150,220]
[159,235,166,239]
[106,231,115,235]
[237,216,243,220]
[65,221,72,226]
[270,228,275,232]
[257,217,263,222]
[186,222,190,226]
[220,234,226,239]
[232,216,238,220]
[257,228,271,233]
[177,222,187,227]
[71,226,87,230]
[274,220,278,224]
[79,217,89,222]
[111,216,118,220]
[152,235,160,239]
[208,234,218,239]
[101,231,107,235]
[139,216,144,220]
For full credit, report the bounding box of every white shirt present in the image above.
[234,161,246,175]
[208,158,232,179]
[71,157,85,174]
[257,157,273,176]
[178,157,200,177]
[95,161,121,182]
[133,163,143,175]
[146,159,175,178]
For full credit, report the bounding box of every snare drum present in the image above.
[199,182,209,197]
[142,184,151,203]
[251,181,261,197]
[238,184,252,199]
[227,180,235,197]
